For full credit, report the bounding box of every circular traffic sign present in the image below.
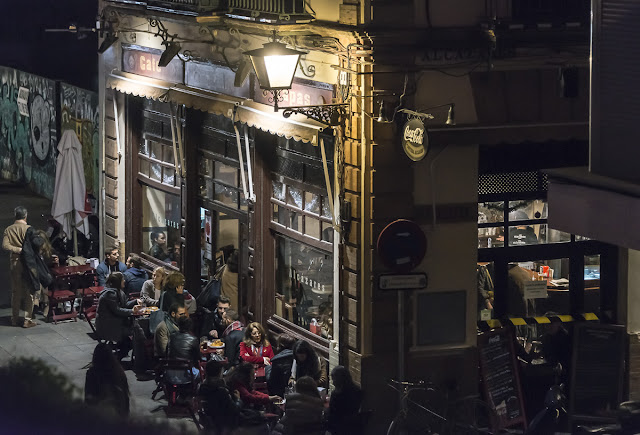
[376,219,427,273]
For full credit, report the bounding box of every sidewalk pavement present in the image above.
[0,180,197,432]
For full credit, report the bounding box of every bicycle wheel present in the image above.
[447,396,497,435]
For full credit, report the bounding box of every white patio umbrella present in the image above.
[51,129,91,256]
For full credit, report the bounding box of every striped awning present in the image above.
[106,70,325,144]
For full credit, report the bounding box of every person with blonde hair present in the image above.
[239,322,274,367]
[140,266,167,306]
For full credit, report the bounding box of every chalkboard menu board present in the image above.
[478,328,527,430]
[569,323,625,419]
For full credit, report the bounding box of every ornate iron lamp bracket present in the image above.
[282,103,348,127]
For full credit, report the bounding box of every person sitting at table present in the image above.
[154,302,187,358]
[96,272,142,359]
[85,342,130,418]
[326,365,363,435]
[123,254,147,296]
[148,230,170,262]
[289,340,327,388]
[239,322,274,367]
[200,295,231,340]
[228,362,281,409]
[96,246,127,287]
[273,376,325,435]
[166,316,201,384]
[221,309,244,368]
[198,359,242,433]
[140,266,167,307]
[161,272,197,314]
[267,334,296,398]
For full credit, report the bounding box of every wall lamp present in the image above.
[395,103,456,126]
[98,32,119,54]
[245,32,348,126]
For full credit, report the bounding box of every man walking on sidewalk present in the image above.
[2,206,36,328]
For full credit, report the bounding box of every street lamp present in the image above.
[245,39,305,112]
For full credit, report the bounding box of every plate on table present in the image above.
[141,307,159,315]
[208,340,225,349]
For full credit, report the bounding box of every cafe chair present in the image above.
[153,357,200,425]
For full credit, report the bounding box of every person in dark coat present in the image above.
[326,365,363,435]
[85,342,130,418]
[267,334,296,398]
[290,340,328,387]
[123,254,147,295]
[166,316,201,384]
[96,246,127,287]
[161,272,197,314]
[274,376,325,435]
[220,309,244,368]
[148,231,170,261]
[21,227,54,318]
[95,272,141,357]
[198,359,242,433]
[227,362,281,409]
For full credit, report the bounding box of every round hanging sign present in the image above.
[377,219,427,273]
[401,118,428,161]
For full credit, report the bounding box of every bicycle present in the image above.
[386,378,497,435]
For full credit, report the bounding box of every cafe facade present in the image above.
[97,0,629,430]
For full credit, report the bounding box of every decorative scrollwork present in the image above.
[178,50,202,62]
[263,89,286,105]
[298,60,316,78]
[282,104,348,127]
[148,18,176,47]
[198,26,216,43]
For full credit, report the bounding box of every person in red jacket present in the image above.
[239,322,274,367]
[228,362,281,408]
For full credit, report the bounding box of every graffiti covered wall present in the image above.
[0,67,57,199]
[59,83,99,197]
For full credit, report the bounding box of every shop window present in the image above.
[141,185,181,266]
[198,154,244,210]
[271,180,332,243]
[138,138,179,189]
[274,235,333,340]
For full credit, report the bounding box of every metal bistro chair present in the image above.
[153,357,201,426]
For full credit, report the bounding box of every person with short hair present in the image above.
[166,316,201,384]
[154,302,187,357]
[96,246,127,287]
[220,309,244,367]
[95,272,142,358]
[2,206,35,327]
[274,376,325,435]
[123,253,147,295]
[198,359,242,433]
[200,295,231,340]
[239,322,274,367]
[267,334,296,398]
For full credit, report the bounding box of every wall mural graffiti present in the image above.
[0,67,57,199]
[60,83,99,196]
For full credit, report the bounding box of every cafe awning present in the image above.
[546,166,640,250]
[106,71,325,144]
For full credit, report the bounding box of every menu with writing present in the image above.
[570,323,625,418]
[478,329,527,430]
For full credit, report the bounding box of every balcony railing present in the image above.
[106,0,313,21]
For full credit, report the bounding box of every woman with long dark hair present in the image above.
[275,376,325,435]
[85,342,130,417]
[289,340,327,387]
[239,322,274,367]
[227,362,281,409]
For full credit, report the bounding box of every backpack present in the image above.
[197,266,224,311]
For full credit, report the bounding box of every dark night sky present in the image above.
[0,1,98,91]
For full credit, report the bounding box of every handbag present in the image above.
[148,292,166,333]
[197,266,224,310]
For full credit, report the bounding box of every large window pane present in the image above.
[478,227,504,248]
[215,162,238,187]
[508,224,542,246]
[478,202,504,223]
[508,200,547,221]
[287,186,303,209]
[141,185,181,266]
[275,235,333,339]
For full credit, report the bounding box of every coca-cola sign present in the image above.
[402,118,428,161]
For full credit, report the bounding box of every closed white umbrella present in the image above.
[51,130,91,256]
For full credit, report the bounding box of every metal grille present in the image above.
[276,156,304,181]
[478,171,547,195]
[229,0,308,15]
